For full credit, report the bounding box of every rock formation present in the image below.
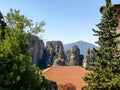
[53,58,65,66]
[27,34,46,67]
[69,45,81,66]
[27,35,85,67]
[64,50,70,65]
[79,55,84,66]
[83,48,96,68]
[27,36,66,67]
[45,41,65,66]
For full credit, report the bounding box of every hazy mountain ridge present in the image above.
[64,41,98,55]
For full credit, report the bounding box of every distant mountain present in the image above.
[64,41,99,55]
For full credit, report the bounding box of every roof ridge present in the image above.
[42,66,56,74]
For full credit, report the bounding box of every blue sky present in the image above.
[0,0,119,44]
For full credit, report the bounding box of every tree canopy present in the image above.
[83,0,120,89]
[0,9,50,90]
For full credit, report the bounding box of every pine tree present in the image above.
[82,0,120,89]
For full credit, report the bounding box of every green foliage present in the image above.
[0,9,49,89]
[5,9,45,35]
[83,0,120,89]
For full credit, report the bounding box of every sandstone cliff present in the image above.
[45,41,65,66]
[69,45,80,65]
[83,48,96,68]
[27,35,84,67]
[27,34,45,67]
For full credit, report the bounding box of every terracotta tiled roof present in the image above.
[42,66,90,90]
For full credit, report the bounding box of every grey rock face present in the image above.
[69,45,80,65]
[83,49,91,62]
[53,58,65,66]
[64,50,70,65]
[27,35,85,67]
[83,48,96,68]
[27,34,45,67]
[45,41,65,66]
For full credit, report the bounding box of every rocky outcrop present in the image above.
[27,34,45,67]
[53,58,65,66]
[27,36,66,67]
[45,41,65,66]
[69,45,81,66]
[64,45,84,66]
[27,35,84,67]
[83,48,96,68]
[79,55,84,66]
[64,50,70,65]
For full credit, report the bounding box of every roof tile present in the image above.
[42,66,90,90]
